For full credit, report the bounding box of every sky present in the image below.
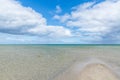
[0,0,120,44]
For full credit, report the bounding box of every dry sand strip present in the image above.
[53,63,119,80]
[78,63,119,80]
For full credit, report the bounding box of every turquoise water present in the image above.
[0,45,120,80]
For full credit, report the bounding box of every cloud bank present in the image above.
[0,0,71,38]
[54,0,120,43]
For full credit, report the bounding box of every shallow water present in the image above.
[0,45,120,80]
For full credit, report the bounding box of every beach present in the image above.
[0,45,120,80]
[53,61,119,80]
[79,63,119,80]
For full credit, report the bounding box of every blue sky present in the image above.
[19,0,92,25]
[0,0,120,44]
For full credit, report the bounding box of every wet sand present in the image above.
[53,61,119,80]
[79,63,119,80]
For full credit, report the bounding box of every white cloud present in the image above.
[0,0,71,38]
[28,25,71,37]
[53,14,70,22]
[55,5,62,13]
[6,37,26,42]
[54,0,120,42]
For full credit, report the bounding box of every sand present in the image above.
[79,63,119,80]
[53,63,119,80]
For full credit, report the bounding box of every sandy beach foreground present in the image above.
[53,62,119,80]
[79,63,119,80]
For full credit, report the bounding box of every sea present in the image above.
[0,44,120,80]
